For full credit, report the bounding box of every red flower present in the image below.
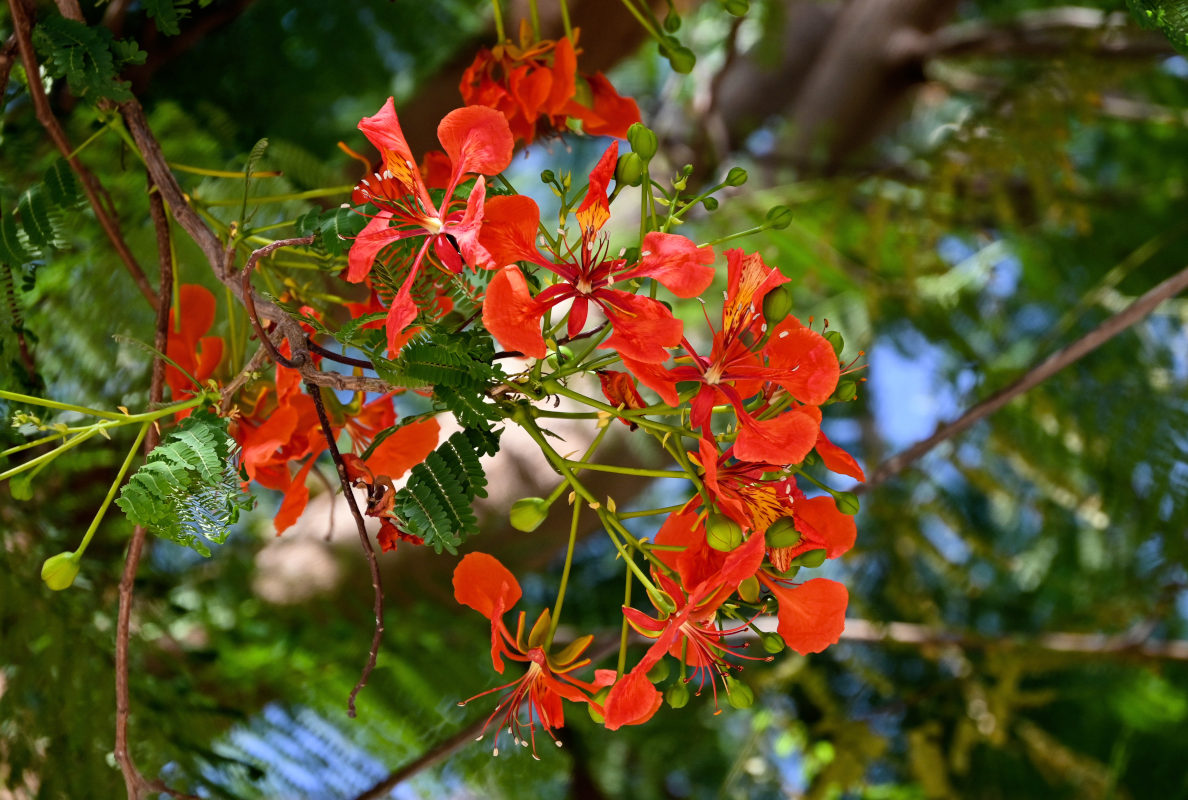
[453,553,603,756]
[602,522,768,730]
[165,284,224,406]
[597,370,648,428]
[460,27,640,144]
[624,249,838,464]
[347,99,514,351]
[482,142,714,362]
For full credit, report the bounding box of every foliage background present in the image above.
[2,0,1188,798]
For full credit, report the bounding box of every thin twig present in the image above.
[866,261,1188,487]
[240,236,316,369]
[113,174,196,800]
[6,0,157,305]
[306,380,385,718]
[218,343,273,414]
[307,339,376,369]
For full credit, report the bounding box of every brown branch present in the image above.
[866,261,1188,487]
[52,0,82,22]
[0,33,17,99]
[305,379,385,718]
[6,0,157,306]
[113,174,196,800]
[240,236,316,369]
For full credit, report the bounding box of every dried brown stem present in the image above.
[113,174,196,800]
[866,261,1188,487]
[306,380,385,718]
[5,0,157,306]
[240,236,316,369]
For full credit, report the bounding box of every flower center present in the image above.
[423,216,443,234]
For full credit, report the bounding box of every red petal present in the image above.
[765,319,840,405]
[358,98,417,179]
[482,266,548,358]
[273,457,316,535]
[796,495,857,558]
[581,73,641,138]
[479,195,542,267]
[763,577,848,655]
[346,211,397,283]
[437,106,514,178]
[623,233,715,298]
[733,406,820,465]
[575,142,618,235]
[603,670,663,730]
[365,417,441,480]
[620,355,681,407]
[545,37,578,113]
[599,291,683,363]
[453,552,522,620]
[816,429,866,481]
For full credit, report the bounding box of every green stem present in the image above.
[546,500,582,647]
[559,0,573,39]
[618,0,662,40]
[618,565,633,676]
[75,423,150,557]
[528,0,541,38]
[490,0,505,42]
[67,120,115,160]
[550,384,688,436]
[198,186,353,207]
[0,391,202,422]
[617,503,686,519]
[1,427,103,481]
[702,223,770,248]
[564,460,688,479]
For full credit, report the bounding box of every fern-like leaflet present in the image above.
[393,428,501,553]
[115,410,254,556]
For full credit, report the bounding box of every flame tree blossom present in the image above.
[460,25,640,144]
[453,552,604,755]
[346,98,514,352]
[481,142,715,362]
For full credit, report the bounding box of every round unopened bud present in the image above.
[588,687,610,723]
[765,516,801,549]
[765,205,793,229]
[835,492,860,515]
[9,474,33,501]
[724,166,748,187]
[666,681,690,709]
[627,123,659,161]
[720,0,750,15]
[705,513,743,552]
[790,548,827,569]
[824,330,844,358]
[701,197,719,211]
[762,285,793,324]
[761,632,786,654]
[663,43,696,74]
[834,381,858,403]
[545,345,575,369]
[647,658,671,683]
[725,677,755,709]
[509,497,550,532]
[616,153,645,187]
[41,551,80,591]
[738,575,760,603]
[664,9,681,32]
[540,169,556,184]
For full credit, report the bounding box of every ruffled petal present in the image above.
[478,194,543,267]
[482,266,548,358]
[765,318,840,405]
[733,406,820,465]
[622,232,715,298]
[365,417,441,480]
[815,429,866,481]
[346,211,397,283]
[273,457,317,535]
[598,291,684,363]
[796,495,857,559]
[453,552,522,620]
[761,576,848,655]
[437,106,514,178]
[575,142,618,236]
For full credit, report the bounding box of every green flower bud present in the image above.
[823,330,844,358]
[720,0,750,15]
[765,205,793,229]
[790,548,827,569]
[509,497,550,532]
[9,474,33,501]
[834,381,858,403]
[765,516,801,549]
[545,345,576,369]
[725,677,755,709]
[647,658,671,683]
[666,681,690,709]
[588,686,610,723]
[663,9,681,32]
[724,166,748,187]
[41,551,80,591]
[627,123,659,161]
[701,196,719,211]
[762,285,793,325]
[835,492,860,515]
[761,632,786,654]
[738,575,760,603]
[540,169,556,184]
[705,513,743,552]
[662,42,696,74]
[615,152,645,187]
[776,564,800,580]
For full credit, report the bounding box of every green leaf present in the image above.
[143,0,193,37]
